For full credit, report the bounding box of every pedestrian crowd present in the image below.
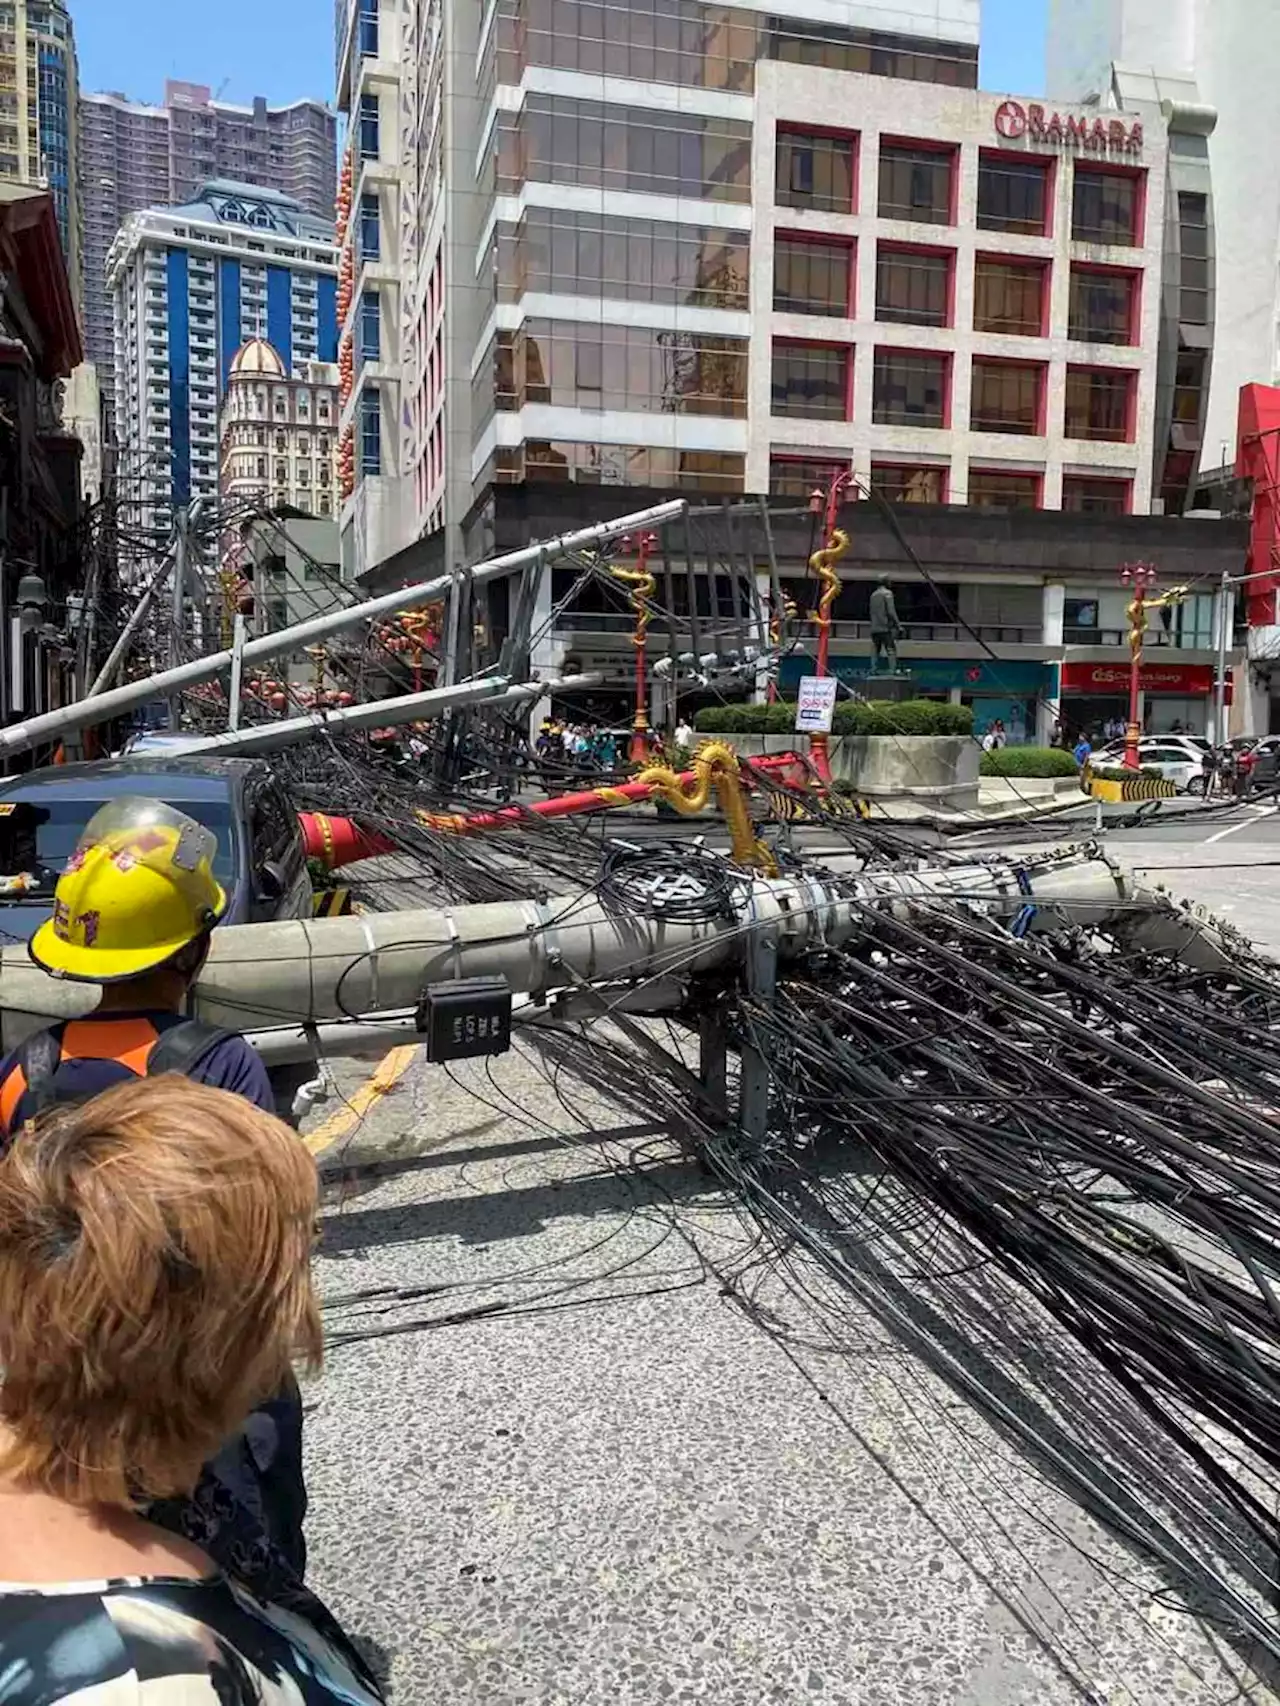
[535,718,622,773]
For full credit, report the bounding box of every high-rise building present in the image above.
[82,82,337,400]
[107,179,338,543]
[1047,0,1276,476]
[0,0,80,303]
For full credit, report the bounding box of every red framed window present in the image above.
[1064,366,1135,442]
[1072,165,1144,247]
[1062,474,1132,515]
[771,339,852,420]
[977,152,1052,237]
[774,234,855,317]
[1068,266,1139,346]
[777,127,857,214]
[872,349,949,428]
[970,359,1045,436]
[875,243,953,328]
[969,468,1041,510]
[878,141,956,226]
[974,257,1047,337]
[872,461,947,504]
[769,454,850,497]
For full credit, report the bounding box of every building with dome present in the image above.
[219,336,339,519]
[107,179,337,544]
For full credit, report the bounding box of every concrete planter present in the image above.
[703,733,979,810]
[829,735,979,808]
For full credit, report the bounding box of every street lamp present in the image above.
[1119,561,1188,771]
[15,571,47,635]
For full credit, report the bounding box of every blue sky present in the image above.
[72,0,336,106]
[981,0,1049,96]
[72,0,1049,109]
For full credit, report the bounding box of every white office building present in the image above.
[1048,0,1272,472]
[334,0,1224,586]
[107,179,337,543]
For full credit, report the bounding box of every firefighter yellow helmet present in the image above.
[30,798,227,983]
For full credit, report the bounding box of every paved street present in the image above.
[992,794,1280,953]
[298,802,1280,1705]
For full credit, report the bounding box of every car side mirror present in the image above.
[258,859,287,902]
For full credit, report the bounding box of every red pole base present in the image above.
[628,730,650,765]
[1123,721,1141,770]
[809,732,834,785]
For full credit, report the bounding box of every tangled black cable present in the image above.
[597,840,743,923]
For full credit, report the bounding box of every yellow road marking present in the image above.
[303,1043,420,1156]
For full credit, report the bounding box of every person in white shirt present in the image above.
[675,718,695,753]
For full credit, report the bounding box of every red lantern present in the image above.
[269,692,287,712]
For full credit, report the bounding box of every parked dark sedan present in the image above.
[0,757,319,1116]
[0,756,313,946]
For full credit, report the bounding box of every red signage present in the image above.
[1061,662,1214,696]
[994,100,1143,155]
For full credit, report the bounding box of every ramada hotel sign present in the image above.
[994,99,1144,153]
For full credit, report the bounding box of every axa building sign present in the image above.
[994,99,1143,154]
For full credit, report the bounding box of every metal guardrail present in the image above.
[555,614,1042,644]
[1065,627,1217,649]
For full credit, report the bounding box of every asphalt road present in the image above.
[1033,795,1280,953]
[297,802,1280,1705]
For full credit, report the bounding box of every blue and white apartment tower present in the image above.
[107,179,338,542]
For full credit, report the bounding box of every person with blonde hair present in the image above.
[0,1076,383,1703]
[0,796,308,1584]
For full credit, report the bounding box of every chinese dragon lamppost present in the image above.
[805,473,854,783]
[766,591,796,702]
[377,605,442,694]
[609,530,658,764]
[1119,562,1187,770]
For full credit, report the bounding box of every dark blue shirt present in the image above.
[0,1010,275,1136]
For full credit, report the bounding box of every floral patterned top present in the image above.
[0,1569,385,1703]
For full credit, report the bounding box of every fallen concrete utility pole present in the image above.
[0,849,1215,1047]
[177,673,601,758]
[0,499,686,762]
[87,497,210,699]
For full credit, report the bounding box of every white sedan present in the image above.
[1097,739,1206,793]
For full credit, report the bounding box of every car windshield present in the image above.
[0,796,237,898]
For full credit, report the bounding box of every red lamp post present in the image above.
[806,473,855,782]
[1119,561,1158,771]
[808,473,855,688]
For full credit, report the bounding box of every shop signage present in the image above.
[1061,662,1213,695]
[779,657,1051,695]
[993,99,1143,154]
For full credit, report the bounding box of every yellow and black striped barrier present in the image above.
[312,886,354,917]
[768,791,871,823]
[1087,776,1177,804]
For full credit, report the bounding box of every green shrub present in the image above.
[1088,763,1164,782]
[693,702,795,734]
[693,698,974,737]
[832,699,974,737]
[980,746,1080,778]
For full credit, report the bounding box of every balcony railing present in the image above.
[830,621,1039,645]
[1065,626,1215,649]
[554,613,1041,645]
